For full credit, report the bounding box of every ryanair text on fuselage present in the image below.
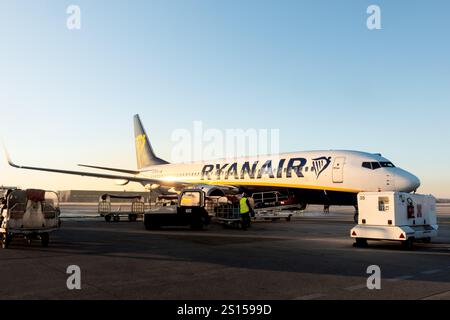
[201,156,332,181]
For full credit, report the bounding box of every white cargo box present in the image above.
[350,192,438,248]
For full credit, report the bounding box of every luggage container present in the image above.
[351,192,438,249]
[0,189,61,248]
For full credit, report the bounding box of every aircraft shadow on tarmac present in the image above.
[3,219,449,285]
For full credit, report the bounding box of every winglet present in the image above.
[2,142,20,168]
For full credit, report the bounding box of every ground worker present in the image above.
[239,193,252,230]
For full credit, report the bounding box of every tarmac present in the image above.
[0,204,449,300]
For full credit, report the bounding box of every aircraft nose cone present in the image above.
[397,171,421,192]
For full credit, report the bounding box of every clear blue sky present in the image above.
[0,1,449,197]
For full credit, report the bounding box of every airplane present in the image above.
[5,114,421,213]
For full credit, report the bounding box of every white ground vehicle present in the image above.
[351,192,438,249]
[0,189,61,248]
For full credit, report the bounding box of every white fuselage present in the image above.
[138,150,420,195]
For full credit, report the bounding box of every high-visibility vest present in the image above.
[240,197,250,214]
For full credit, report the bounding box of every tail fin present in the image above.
[133,114,168,169]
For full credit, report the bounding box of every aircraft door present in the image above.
[332,157,345,183]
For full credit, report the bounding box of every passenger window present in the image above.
[362,162,372,169]
[372,162,381,170]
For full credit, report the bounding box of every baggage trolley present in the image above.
[0,189,61,249]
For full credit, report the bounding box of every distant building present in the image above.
[58,190,154,203]
[0,186,18,196]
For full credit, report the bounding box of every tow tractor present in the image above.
[0,189,61,248]
[351,192,438,249]
[144,189,211,230]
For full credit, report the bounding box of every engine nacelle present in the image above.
[167,187,180,194]
[199,186,238,197]
[114,179,130,186]
[144,184,161,190]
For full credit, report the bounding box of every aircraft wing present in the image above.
[4,148,239,192]
[6,154,185,188]
[77,164,140,175]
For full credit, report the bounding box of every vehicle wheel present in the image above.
[401,238,414,250]
[353,238,368,248]
[1,233,11,249]
[105,215,112,222]
[423,237,431,244]
[190,217,204,230]
[40,233,49,247]
[144,219,160,230]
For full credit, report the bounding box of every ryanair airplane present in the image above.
[7,115,420,208]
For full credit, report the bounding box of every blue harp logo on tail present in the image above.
[312,156,331,179]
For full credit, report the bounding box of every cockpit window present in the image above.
[380,162,395,168]
[371,162,381,170]
[362,161,395,170]
[362,162,372,169]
